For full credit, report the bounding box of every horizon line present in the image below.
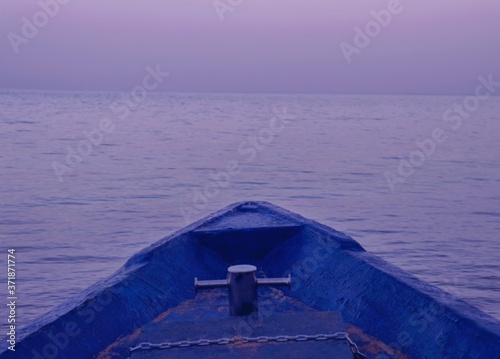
[1,87,498,98]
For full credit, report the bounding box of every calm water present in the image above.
[0,90,499,336]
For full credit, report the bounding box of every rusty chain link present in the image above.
[130,332,366,358]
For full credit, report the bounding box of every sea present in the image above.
[0,89,499,338]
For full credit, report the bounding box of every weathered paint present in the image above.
[1,201,499,359]
[130,307,353,358]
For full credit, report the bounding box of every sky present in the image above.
[0,0,499,94]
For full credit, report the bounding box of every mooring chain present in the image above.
[130,332,367,358]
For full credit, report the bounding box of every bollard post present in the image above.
[195,264,291,316]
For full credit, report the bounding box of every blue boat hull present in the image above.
[2,202,500,358]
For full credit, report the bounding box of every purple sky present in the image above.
[1,0,499,94]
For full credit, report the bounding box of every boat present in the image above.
[2,201,500,358]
